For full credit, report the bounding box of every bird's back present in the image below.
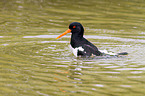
[71,37,101,57]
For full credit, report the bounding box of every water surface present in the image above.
[0,0,145,96]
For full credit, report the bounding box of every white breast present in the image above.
[69,45,84,57]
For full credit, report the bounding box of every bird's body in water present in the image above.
[56,22,128,57]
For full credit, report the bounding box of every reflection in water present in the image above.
[68,61,83,84]
[60,56,145,95]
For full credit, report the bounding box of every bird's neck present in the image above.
[71,31,84,38]
[70,35,84,48]
[71,33,83,41]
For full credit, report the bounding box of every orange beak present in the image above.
[56,29,71,39]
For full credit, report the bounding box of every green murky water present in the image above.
[0,0,145,96]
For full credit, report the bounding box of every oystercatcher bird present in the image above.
[56,22,128,57]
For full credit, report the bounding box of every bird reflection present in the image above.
[67,60,83,84]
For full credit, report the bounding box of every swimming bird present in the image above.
[56,22,128,57]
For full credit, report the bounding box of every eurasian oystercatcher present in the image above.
[56,22,128,57]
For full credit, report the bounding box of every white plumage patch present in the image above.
[69,45,84,57]
[69,45,118,57]
[99,50,117,56]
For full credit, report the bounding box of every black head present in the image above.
[69,22,84,37]
[56,22,84,39]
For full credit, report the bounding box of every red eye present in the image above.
[73,26,76,28]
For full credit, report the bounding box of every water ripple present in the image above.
[23,35,145,43]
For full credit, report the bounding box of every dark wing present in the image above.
[77,44,101,57]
